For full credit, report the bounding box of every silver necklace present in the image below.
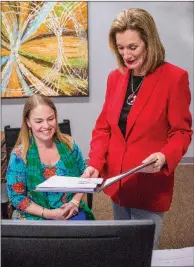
[126,72,145,106]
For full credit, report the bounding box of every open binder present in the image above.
[34,160,156,193]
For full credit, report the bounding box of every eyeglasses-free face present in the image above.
[116,29,147,76]
[27,104,57,145]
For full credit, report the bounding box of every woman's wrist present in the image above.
[69,199,80,209]
[42,208,53,219]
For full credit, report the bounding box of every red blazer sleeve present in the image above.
[87,71,114,172]
[161,71,193,175]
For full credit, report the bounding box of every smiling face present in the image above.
[27,104,57,145]
[116,29,147,75]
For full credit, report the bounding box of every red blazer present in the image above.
[88,62,193,212]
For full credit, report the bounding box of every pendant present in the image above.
[126,93,136,105]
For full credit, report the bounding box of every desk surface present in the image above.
[151,246,194,266]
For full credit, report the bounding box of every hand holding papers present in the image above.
[35,160,156,193]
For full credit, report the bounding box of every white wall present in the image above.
[1,1,194,160]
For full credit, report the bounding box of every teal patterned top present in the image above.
[6,142,86,220]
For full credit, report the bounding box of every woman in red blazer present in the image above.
[83,8,193,248]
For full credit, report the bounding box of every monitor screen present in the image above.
[2,219,155,267]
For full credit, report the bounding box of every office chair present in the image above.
[4,120,93,212]
[4,126,20,162]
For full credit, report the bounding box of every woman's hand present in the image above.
[81,166,99,178]
[44,208,66,220]
[60,202,79,220]
[139,152,166,173]
[44,203,78,220]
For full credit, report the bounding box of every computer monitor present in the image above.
[1,219,155,267]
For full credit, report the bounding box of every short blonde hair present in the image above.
[109,8,165,74]
[15,94,73,163]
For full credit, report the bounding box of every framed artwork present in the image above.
[1,1,88,98]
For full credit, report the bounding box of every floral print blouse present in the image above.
[6,143,86,220]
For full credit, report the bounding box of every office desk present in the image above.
[151,246,194,266]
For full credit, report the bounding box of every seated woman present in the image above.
[6,94,95,220]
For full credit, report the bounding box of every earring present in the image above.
[29,128,32,137]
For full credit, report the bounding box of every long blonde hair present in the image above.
[15,94,73,163]
[109,8,165,74]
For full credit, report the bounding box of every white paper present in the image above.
[35,187,95,193]
[151,247,194,266]
[35,176,103,189]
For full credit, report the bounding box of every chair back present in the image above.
[4,126,20,162]
[58,119,71,136]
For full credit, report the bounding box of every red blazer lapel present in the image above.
[125,65,164,139]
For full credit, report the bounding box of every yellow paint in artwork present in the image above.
[19,55,74,94]
[72,2,88,30]
[24,23,50,44]
[59,2,87,31]
[19,55,51,78]
[19,2,31,30]
[6,62,23,97]
[19,55,86,95]
[20,36,87,62]
[1,2,18,33]
[1,23,9,42]
[1,48,10,57]
[1,2,9,13]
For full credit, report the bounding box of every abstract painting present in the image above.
[1,1,88,98]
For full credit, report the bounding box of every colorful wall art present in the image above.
[1,1,88,98]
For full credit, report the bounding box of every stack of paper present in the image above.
[35,176,104,193]
[35,160,156,193]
